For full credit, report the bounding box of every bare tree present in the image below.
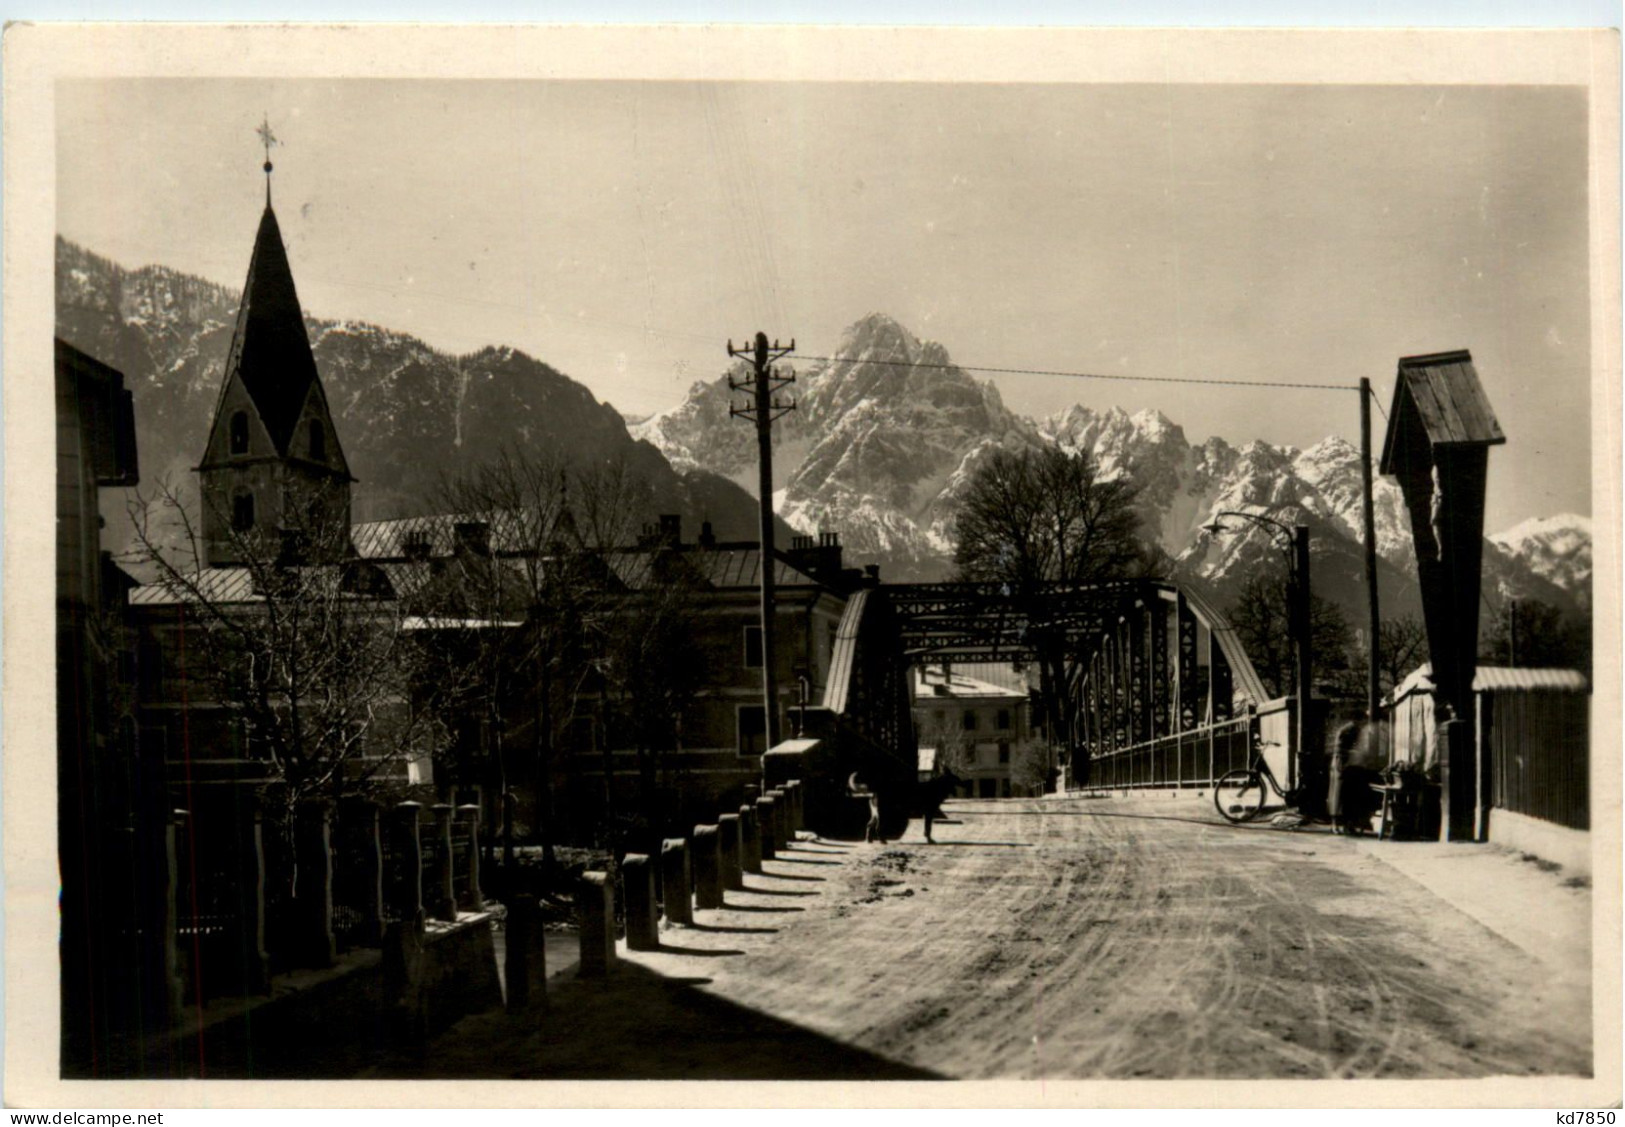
[951,446,1145,787]
[1226,567,1359,700]
[428,448,652,874]
[596,543,710,847]
[1008,738,1052,796]
[1378,614,1430,696]
[126,478,449,906]
[1480,597,1591,678]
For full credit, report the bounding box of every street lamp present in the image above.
[1203,510,1314,802]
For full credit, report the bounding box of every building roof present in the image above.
[1379,350,1506,475]
[353,512,827,592]
[213,206,325,456]
[914,665,1027,701]
[1392,662,1589,700]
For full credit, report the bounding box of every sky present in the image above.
[56,78,1593,533]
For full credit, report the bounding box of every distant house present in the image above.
[558,523,865,836]
[912,665,1031,798]
[347,513,868,839]
[1388,662,1589,869]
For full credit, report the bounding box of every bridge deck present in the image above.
[370,794,1591,1083]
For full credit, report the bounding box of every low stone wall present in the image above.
[142,911,501,1078]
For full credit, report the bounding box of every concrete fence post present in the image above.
[692,825,723,910]
[342,799,385,946]
[456,804,483,911]
[622,853,659,951]
[660,838,693,925]
[504,892,540,1012]
[233,807,272,995]
[717,814,744,891]
[744,783,761,805]
[428,804,457,922]
[766,789,788,850]
[756,797,778,859]
[389,802,423,925]
[295,801,336,969]
[738,806,762,874]
[787,780,804,833]
[161,810,184,1021]
[577,871,616,977]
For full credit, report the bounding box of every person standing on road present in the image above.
[1328,722,1360,834]
[849,772,885,844]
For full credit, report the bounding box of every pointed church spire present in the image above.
[195,149,352,567]
[256,114,278,206]
[213,204,326,455]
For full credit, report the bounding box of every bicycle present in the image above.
[1212,741,1298,823]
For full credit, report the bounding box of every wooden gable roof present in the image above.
[1379,349,1506,476]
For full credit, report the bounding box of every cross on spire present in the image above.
[256,114,278,205]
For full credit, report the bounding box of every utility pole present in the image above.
[728,331,796,751]
[1360,378,1381,724]
[1293,524,1313,800]
[1508,597,1519,668]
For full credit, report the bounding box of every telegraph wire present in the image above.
[786,353,1358,393]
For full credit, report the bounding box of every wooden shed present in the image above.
[1387,663,1589,832]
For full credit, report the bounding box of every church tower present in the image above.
[198,126,352,567]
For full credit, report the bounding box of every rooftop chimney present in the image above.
[699,520,717,549]
[403,527,433,561]
[454,520,491,557]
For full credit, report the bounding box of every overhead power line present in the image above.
[788,353,1357,393]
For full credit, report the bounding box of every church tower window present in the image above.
[230,411,250,455]
[232,491,255,532]
[308,418,326,462]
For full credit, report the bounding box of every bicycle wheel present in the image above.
[1213,769,1267,823]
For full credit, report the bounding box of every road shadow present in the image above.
[740,886,817,897]
[773,856,839,866]
[723,903,805,913]
[755,869,823,882]
[368,955,942,1079]
[918,841,1034,848]
[651,942,745,958]
[687,921,780,935]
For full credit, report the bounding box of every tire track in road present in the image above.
[619,797,1591,1080]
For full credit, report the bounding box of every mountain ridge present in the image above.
[56,236,788,559]
[637,313,1590,629]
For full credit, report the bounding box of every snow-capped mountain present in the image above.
[56,237,782,555]
[61,236,1587,628]
[638,313,1591,626]
[636,314,1038,578]
[1490,513,1594,608]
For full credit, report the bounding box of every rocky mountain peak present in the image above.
[1489,512,1593,605]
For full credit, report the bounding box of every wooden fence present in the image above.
[1484,691,1589,831]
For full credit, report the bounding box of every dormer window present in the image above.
[229,411,250,455]
[308,419,326,462]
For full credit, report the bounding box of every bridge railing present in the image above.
[1073,716,1254,792]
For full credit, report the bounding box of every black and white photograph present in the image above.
[9,21,1620,1107]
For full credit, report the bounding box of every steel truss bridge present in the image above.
[823,578,1276,793]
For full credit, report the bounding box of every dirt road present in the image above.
[376,795,1592,1080]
